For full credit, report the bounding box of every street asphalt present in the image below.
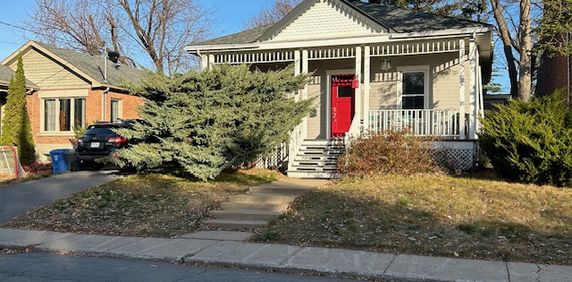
[0,171,118,224]
[0,253,352,282]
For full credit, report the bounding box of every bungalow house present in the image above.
[187,0,494,178]
[1,41,146,161]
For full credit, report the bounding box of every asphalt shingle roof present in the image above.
[344,0,490,33]
[195,0,490,46]
[35,41,146,89]
[0,65,38,89]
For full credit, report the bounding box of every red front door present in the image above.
[331,75,355,138]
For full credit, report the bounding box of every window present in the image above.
[42,98,86,132]
[338,86,353,98]
[401,71,427,109]
[110,100,121,123]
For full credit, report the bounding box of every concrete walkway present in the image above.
[0,171,118,224]
[204,178,328,232]
[0,228,570,281]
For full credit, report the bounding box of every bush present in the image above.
[479,91,572,187]
[116,65,312,181]
[338,130,442,177]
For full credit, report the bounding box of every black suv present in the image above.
[75,121,134,168]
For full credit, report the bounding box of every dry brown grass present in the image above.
[4,170,279,238]
[255,174,572,265]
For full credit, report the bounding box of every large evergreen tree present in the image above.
[0,57,36,165]
[117,65,312,181]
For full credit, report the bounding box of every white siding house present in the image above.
[186,0,494,178]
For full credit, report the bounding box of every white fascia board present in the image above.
[186,28,492,54]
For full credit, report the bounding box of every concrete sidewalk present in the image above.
[0,228,570,281]
[0,171,118,224]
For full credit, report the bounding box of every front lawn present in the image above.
[3,169,279,238]
[255,174,572,265]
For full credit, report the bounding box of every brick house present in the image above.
[187,0,494,178]
[0,65,39,139]
[1,41,145,161]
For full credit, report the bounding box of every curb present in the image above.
[1,228,571,282]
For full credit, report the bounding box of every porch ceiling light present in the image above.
[380,58,392,71]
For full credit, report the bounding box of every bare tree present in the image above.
[246,0,301,29]
[489,0,533,101]
[28,0,210,74]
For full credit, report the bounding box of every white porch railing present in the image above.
[369,109,462,139]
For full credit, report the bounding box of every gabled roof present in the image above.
[0,65,38,89]
[2,41,145,90]
[194,0,491,47]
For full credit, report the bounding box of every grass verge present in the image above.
[3,169,279,238]
[254,174,572,265]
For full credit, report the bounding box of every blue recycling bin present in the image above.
[50,149,72,175]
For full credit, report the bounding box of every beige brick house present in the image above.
[187,0,494,178]
[1,41,145,160]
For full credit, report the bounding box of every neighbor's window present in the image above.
[402,72,426,109]
[42,97,86,132]
[110,99,121,123]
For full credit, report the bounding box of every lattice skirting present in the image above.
[256,143,289,170]
[432,141,477,171]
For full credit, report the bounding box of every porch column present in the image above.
[294,50,301,102]
[458,39,467,139]
[208,54,215,70]
[468,38,478,139]
[363,45,371,132]
[355,46,363,134]
[200,54,208,71]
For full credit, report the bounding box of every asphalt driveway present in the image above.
[0,171,118,224]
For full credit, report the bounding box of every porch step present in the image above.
[288,171,340,179]
[288,139,346,179]
[210,209,281,221]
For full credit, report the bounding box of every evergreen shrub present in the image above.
[479,91,572,187]
[116,65,312,181]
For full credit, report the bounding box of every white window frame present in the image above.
[396,65,430,110]
[40,97,86,134]
[110,99,122,123]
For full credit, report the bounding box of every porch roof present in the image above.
[195,0,492,46]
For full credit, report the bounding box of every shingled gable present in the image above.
[193,0,491,47]
[1,41,145,91]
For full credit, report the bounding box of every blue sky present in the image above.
[0,0,508,91]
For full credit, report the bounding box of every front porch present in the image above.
[201,36,487,178]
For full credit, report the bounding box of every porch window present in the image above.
[42,98,86,132]
[401,72,426,109]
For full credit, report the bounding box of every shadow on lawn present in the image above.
[256,189,572,265]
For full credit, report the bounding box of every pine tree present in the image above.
[0,56,36,165]
[116,65,312,181]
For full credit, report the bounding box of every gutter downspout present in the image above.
[102,87,110,122]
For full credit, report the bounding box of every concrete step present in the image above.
[211,209,281,221]
[287,171,339,179]
[228,193,297,204]
[249,185,314,195]
[221,201,289,212]
[203,219,268,231]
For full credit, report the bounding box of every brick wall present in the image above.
[24,89,145,159]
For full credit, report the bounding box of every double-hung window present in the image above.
[110,99,121,123]
[43,98,85,132]
[399,66,429,110]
